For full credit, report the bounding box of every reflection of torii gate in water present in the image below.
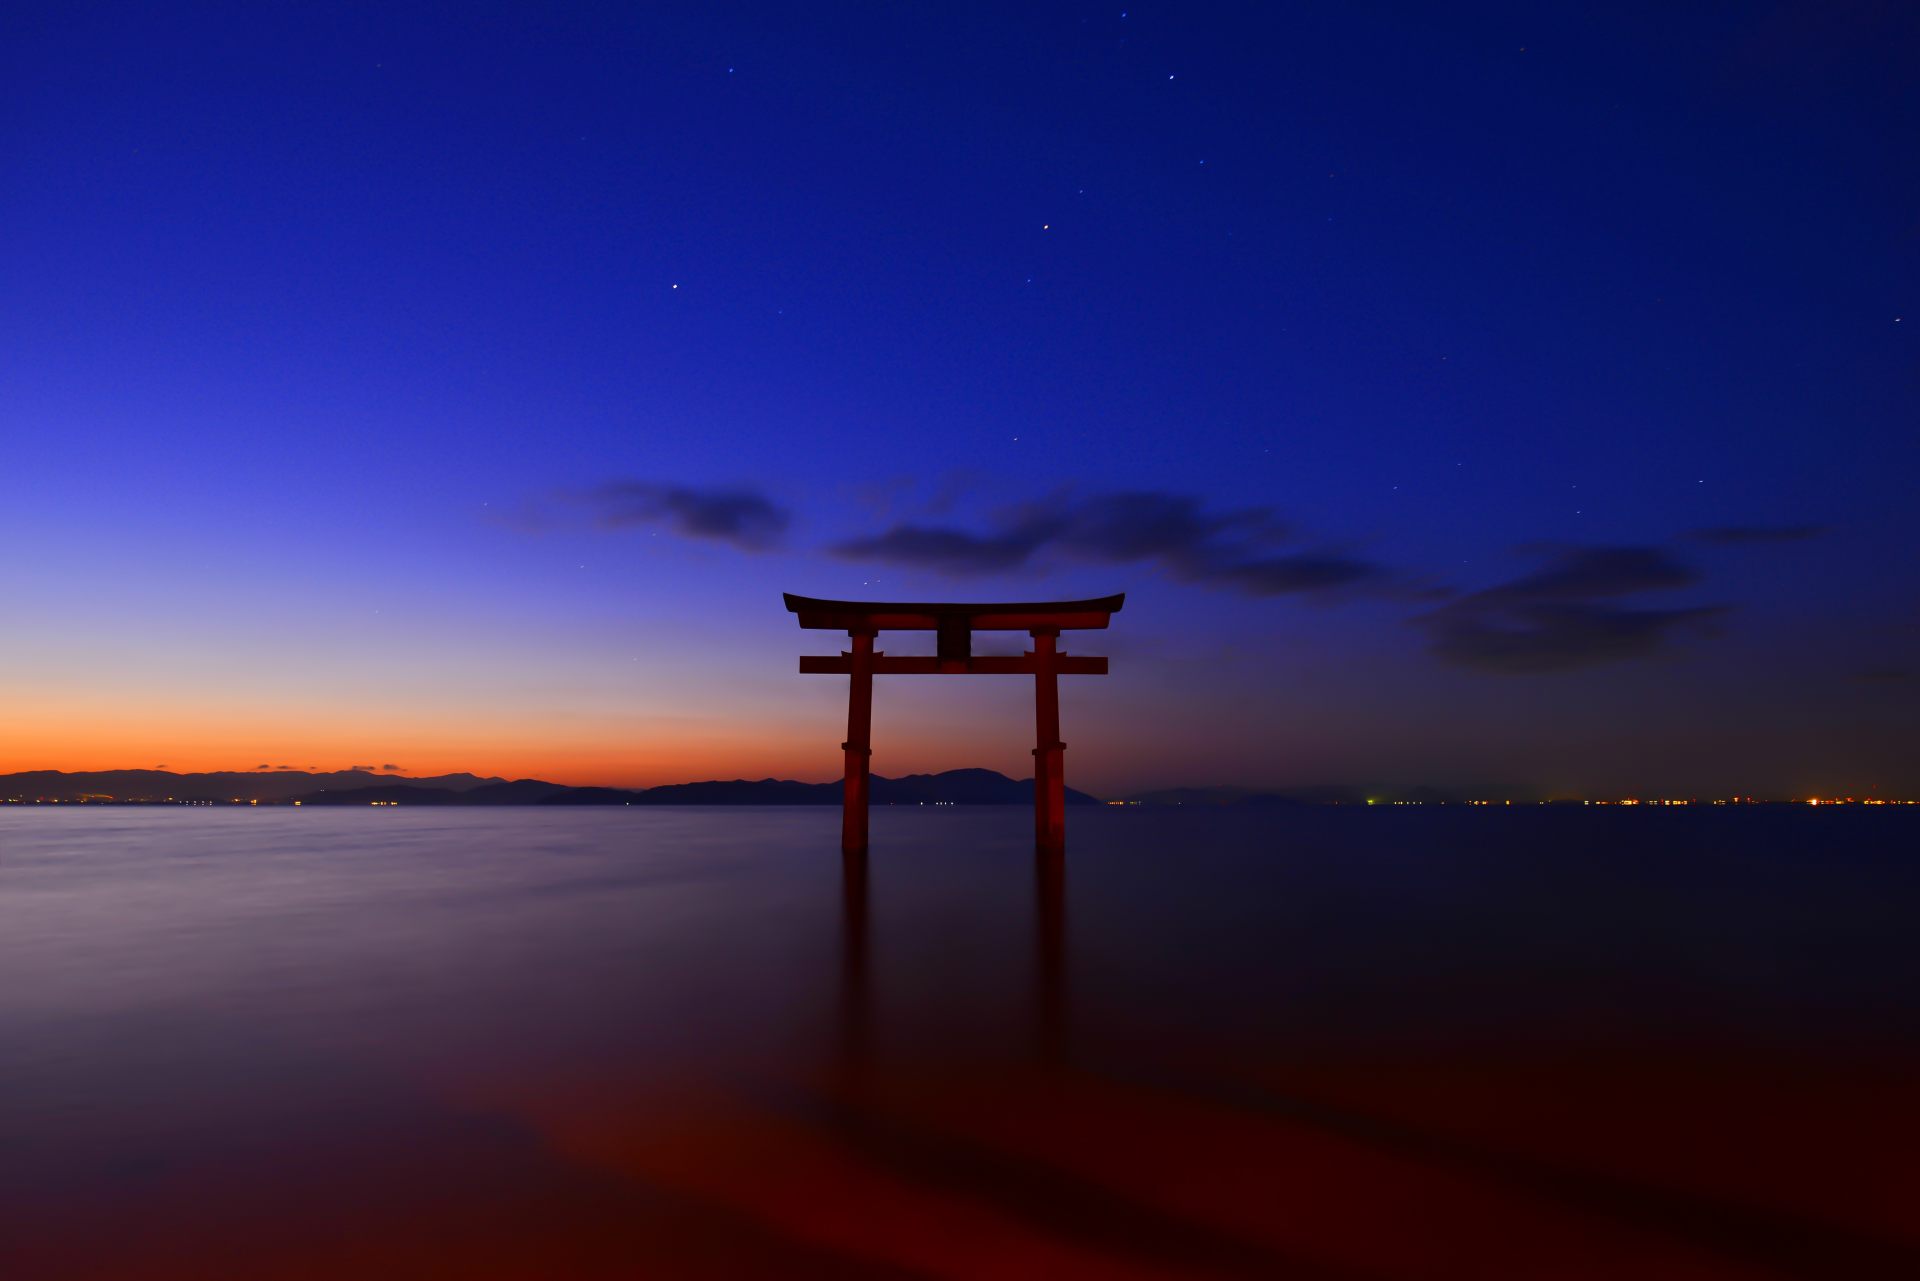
[785,593,1125,854]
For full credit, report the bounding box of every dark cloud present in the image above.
[831,512,1067,574]
[381,763,402,772]
[253,763,271,771]
[1688,524,1825,545]
[1416,546,1723,673]
[1057,492,1284,563]
[1485,547,1698,599]
[1852,668,1911,683]
[350,764,377,772]
[577,481,790,551]
[1423,600,1727,673]
[1195,552,1383,595]
[849,471,991,524]
[830,490,1379,594]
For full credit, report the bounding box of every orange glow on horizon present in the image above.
[0,703,1064,790]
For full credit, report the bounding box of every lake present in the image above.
[1,806,1915,1278]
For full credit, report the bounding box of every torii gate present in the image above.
[785,592,1124,854]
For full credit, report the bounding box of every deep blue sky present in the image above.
[4,2,1915,795]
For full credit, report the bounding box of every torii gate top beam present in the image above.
[782,593,1124,634]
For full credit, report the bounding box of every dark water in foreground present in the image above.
[1,807,1916,1279]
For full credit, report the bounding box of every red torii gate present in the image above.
[786,592,1124,854]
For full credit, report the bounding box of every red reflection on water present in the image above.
[7,820,1920,1280]
[450,852,1920,1280]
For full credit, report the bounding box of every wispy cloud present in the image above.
[515,479,1780,677]
[1056,492,1285,564]
[830,489,1384,595]
[1480,547,1700,600]
[832,514,1066,574]
[578,481,791,551]
[1415,546,1724,673]
[1197,552,1383,595]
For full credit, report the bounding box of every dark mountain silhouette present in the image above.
[3,766,1105,806]
[601,769,1101,807]
[1,767,1551,808]
[595,779,818,805]
[298,785,466,806]
[465,779,572,804]
[0,769,505,803]
[540,786,651,805]
[295,768,1100,807]
[876,768,1100,805]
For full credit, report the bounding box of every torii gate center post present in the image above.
[785,593,1125,854]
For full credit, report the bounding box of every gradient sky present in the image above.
[4,3,1915,796]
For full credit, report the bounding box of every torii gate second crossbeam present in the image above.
[786,592,1125,854]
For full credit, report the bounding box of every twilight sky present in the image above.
[4,3,1915,796]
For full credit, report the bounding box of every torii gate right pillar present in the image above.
[1032,629,1066,853]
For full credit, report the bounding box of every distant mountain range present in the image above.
[0,767,1101,807]
[0,768,503,803]
[1,768,1563,807]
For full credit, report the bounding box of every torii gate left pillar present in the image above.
[841,628,876,854]
[786,593,1125,855]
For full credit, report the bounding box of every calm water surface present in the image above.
[2,806,1916,1279]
